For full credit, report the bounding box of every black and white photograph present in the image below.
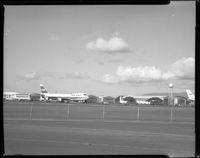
[3,1,195,157]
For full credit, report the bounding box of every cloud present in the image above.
[86,36,131,53]
[23,72,89,81]
[164,57,195,80]
[102,57,195,84]
[48,33,60,41]
[108,59,124,63]
[59,72,89,79]
[103,66,163,84]
[97,61,105,65]
[22,72,54,81]
[102,74,119,84]
[24,72,39,80]
[74,59,85,64]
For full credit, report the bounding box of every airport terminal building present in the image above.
[4,92,30,101]
[3,92,18,100]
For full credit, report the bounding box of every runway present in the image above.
[3,101,195,156]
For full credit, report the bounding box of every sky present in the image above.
[4,2,195,97]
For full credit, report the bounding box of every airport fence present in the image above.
[3,101,195,122]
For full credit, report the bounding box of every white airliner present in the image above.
[40,84,89,102]
[186,89,195,101]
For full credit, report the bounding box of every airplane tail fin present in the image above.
[186,89,195,100]
[40,84,48,93]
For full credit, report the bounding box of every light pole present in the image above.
[169,83,174,106]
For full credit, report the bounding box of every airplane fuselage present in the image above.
[41,93,89,101]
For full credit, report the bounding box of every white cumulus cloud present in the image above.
[48,33,60,41]
[166,57,195,79]
[102,57,195,84]
[116,66,162,82]
[86,36,130,53]
[59,72,89,79]
[103,74,119,84]
[24,72,38,80]
[23,72,54,81]
[103,66,163,84]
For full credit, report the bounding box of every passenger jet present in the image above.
[40,84,89,102]
[186,89,195,101]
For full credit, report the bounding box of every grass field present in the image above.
[3,100,195,156]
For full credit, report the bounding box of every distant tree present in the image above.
[147,97,163,105]
[104,96,114,104]
[123,96,137,105]
[30,93,41,101]
[86,95,98,104]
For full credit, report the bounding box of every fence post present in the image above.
[67,104,70,120]
[103,105,105,120]
[137,107,140,120]
[30,103,33,120]
[170,107,173,121]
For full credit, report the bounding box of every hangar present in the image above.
[147,97,163,105]
[30,93,42,101]
[174,96,187,106]
[97,96,115,104]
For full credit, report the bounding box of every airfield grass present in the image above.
[3,100,195,156]
[3,100,194,122]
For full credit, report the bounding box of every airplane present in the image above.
[40,84,89,102]
[186,89,195,106]
[186,89,195,101]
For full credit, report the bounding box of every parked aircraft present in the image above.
[186,89,195,106]
[186,89,195,101]
[40,84,89,102]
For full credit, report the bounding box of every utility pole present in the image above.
[169,83,174,106]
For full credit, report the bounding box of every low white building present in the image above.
[174,96,187,106]
[15,93,30,101]
[97,96,104,103]
[136,100,150,105]
[134,95,166,105]
[3,92,18,100]
[119,96,128,104]
[4,92,30,101]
